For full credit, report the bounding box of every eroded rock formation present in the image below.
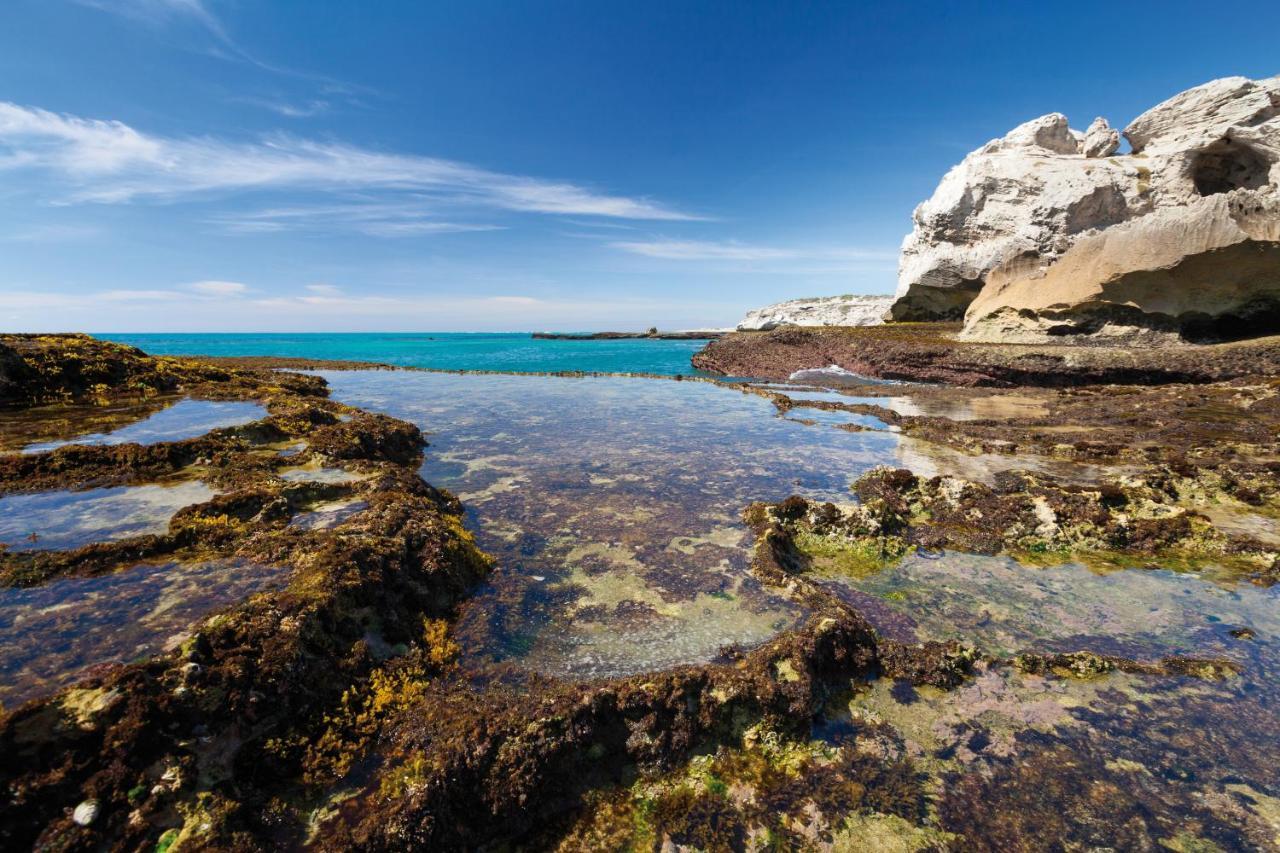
[892,75,1280,343]
[964,189,1280,343]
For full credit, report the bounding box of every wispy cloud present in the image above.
[610,238,897,263]
[73,1,377,115]
[210,201,506,238]
[188,279,248,297]
[74,0,230,43]
[233,96,331,119]
[0,102,699,221]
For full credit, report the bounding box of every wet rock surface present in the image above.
[1,335,1278,850]
[692,322,1280,386]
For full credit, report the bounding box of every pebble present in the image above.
[72,799,99,826]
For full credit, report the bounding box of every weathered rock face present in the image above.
[963,189,1280,343]
[892,113,1145,321]
[737,294,894,330]
[1083,117,1120,159]
[893,75,1280,342]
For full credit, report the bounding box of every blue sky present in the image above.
[1,1,1277,332]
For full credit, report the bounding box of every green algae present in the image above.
[557,722,937,852]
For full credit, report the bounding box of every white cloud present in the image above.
[188,280,248,297]
[610,238,898,264]
[0,102,698,221]
[305,283,342,296]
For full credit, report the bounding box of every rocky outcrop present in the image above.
[1083,117,1120,159]
[691,323,1280,387]
[892,113,1143,321]
[963,189,1280,343]
[737,295,893,330]
[892,75,1280,342]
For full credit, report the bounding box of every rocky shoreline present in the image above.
[692,323,1280,386]
[3,334,1278,849]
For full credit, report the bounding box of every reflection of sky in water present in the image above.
[318,368,1280,824]
[0,558,288,707]
[0,481,214,551]
[830,552,1280,662]
[20,399,267,454]
[320,371,895,679]
[279,463,365,484]
[290,499,369,530]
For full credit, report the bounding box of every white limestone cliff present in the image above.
[736,295,894,331]
[892,74,1280,344]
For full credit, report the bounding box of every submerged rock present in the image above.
[736,294,894,330]
[892,74,1280,343]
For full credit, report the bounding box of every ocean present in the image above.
[99,332,713,376]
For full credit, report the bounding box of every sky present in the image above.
[0,1,1277,332]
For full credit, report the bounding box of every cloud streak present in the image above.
[610,238,897,263]
[0,102,698,221]
[74,0,230,43]
[209,201,506,238]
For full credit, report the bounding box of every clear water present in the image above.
[0,481,214,552]
[101,332,713,376]
[0,558,287,707]
[279,463,367,484]
[321,369,1280,845]
[4,366,1277,842]
[20,399,267,454]
[829,551,1280,661]
[319,370,896,679]
[290,499,369,531]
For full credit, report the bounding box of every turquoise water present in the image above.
[100,333,713,376]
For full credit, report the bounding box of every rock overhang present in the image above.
[892,74,1280,342]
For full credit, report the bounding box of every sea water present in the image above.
[101,332,713,376]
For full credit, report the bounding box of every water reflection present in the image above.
[290,498,369,531]
[309,370,1277,842]
[280,463,367,484]
[17,399,267,454]
[0,558,287,707]
[320,371,894,679]
[830,551,1279,662]
[0,481,214,552]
